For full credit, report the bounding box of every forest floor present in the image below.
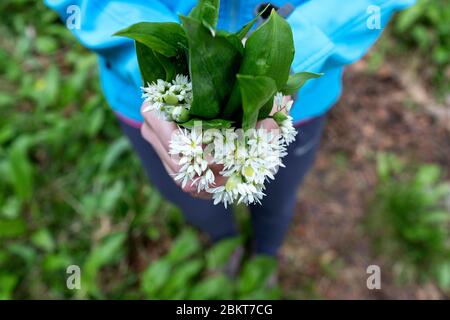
[280,58,450,299]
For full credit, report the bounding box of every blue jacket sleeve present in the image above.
[285,0,415,121]
[287,0,416,72]
[44,0,182,121]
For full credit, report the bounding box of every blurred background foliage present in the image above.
[0,0,449,299]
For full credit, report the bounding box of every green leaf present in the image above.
[83,232,127,295]
[141,258,172,298]
[115,22,187,57]
[217,30,244,55]
[237,256,278,295]
[166,229,201,264]
[179,118,234,130]
[206,236,242,270]
[189,0,220,30]
[86,232,126,270]
[154,51,177,82]
[282,72,323,95]
[100,137,130,173]
[117,22,188,83]
[0,274,19,300]
[235,4,270,40]
[181,16,242,119]
[135,42,166,85]
[7,137,34,203]
[160,259,203,299]
[436,263,450,290]
[415,165,441,186]
[7,243,36,265]
[242,9,294,87]
[238,75,277,130]
[189,274,233,299]
[0,218,27,239]
[31,229,55,252]
[135,42,188,84]
[224,10,295,118]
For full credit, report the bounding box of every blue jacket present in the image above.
[45,0,415,123]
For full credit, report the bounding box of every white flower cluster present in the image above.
[169,127,215,192]
[208,126,288,208]
[144,75,298,208]
[273,92,297,146]
[142,75,193,123]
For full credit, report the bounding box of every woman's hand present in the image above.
[140,102,225,199]
[140,97,289,200]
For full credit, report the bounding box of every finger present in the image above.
[141,103,178,145]
[141,123,179,173]
[190,191,212,200]
[257,118,278,130]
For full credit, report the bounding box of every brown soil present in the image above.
[280,60,450,300]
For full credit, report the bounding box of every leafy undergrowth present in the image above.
[1,0,449,300]
[368,0,450,98]
[367,154,450,291]
[0,0,280,300]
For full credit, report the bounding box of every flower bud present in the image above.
[163,93,179,105]
[225,174,242,192]
[243,166,255,179]
[273,111,288,126]
[172,106,190,123]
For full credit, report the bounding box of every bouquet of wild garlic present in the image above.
[116,0,321,207]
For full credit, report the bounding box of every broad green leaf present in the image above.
[115,22,187,57]
[217,30,244,55]
[7,137,34,203]
[282,72,323,95]
[206,236,242,269]
[159,259,203,298]
[166,229,201,264]
[235,4,270,40]
[83,232,127,295]
[7,243,36,265]
[189,0,220,30]
[179,118,234,130]
[100,137,130,173]
[181,16,242,119]
[31,229,55,252]
[436,263,450,290]
[238,75,277,130]
[237,256,278,295]
[189,274,233,299]
[224,10,295,118]
[141,258,172,298]
[154,51,177,82]
[415,165,441,186]
[0,274,18,300]
[242,9,294,86]
[85,232,126,270]
[0,218,27,239]
[135,42,166,85]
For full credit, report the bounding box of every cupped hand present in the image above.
[140,102,225,200]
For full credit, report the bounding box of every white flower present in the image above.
[192,169,215,193]
[169,127,215,191]
[279,115,297,146]
[205,125,288,207]
[274,92,293,113]
[141,75,193,121]
[171,106,190,123]
[273,92,297,146]
[210,174,266,208]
